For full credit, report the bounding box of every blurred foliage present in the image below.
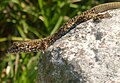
[0,0,109,83]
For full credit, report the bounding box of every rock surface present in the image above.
[37,9,120,83]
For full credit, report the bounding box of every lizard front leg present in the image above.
[92,12,112,22]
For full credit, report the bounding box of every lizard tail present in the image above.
[91,2,120,13]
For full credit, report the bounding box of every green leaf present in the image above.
[50,16,63,35]
[17,25,27,38]
[0,37,7,42]
[11,0,19,4]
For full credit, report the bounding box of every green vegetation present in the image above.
[0,0,106,83]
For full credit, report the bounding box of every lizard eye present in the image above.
[13,42,18,46]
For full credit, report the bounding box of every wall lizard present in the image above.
[8,2,120,53]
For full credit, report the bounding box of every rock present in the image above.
[37,9,120,83]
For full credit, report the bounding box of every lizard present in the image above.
[8,2,120,53]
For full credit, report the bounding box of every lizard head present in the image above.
[7,39,48,53]
[7,41,30,53]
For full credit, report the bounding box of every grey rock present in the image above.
[37,9,120,83]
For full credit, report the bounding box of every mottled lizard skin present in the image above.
[8,2,120,53]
